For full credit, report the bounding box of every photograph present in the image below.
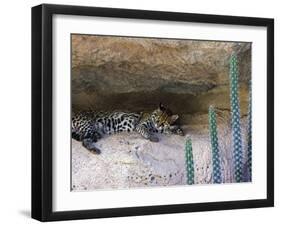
[71,34,252,191]
[31,3,274,221]
[0,0,278,224]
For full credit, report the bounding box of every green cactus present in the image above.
[247,83,252,181]
[208,106,222,183]
[185,138,194,185]
[229,54,243,182]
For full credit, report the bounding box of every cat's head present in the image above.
[151,103,179,129]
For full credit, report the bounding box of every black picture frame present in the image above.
[31,3,274,222]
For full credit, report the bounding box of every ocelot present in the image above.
[72,103,184,154]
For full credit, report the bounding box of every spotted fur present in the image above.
[72,103,184,154]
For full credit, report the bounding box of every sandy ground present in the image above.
[71,114,250,191]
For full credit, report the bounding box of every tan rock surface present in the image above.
[72,113,250,191]
[71,35,251,117]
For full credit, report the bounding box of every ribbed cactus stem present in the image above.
[208,106,222,183]
[247,83,252,181]
[185,138,194,185]
[229,54,243,182]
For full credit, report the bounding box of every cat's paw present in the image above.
[89,147,101,154]
[82,138,101,154]
[163,130,172,135]
[176,128,184,136]
[149,136,159,142]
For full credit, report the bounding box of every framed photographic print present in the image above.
[31,4,274,221]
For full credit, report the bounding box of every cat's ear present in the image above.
[170,115,179,124]
[159,102,165,110]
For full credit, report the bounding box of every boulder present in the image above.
[72,112,249,190]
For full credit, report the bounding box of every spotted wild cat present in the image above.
[72,103,184,154]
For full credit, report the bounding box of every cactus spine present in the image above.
[208,106,222,183]
[185,138,194,185]
[229,54,243,182]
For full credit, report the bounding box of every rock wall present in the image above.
[71,35,251,118]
